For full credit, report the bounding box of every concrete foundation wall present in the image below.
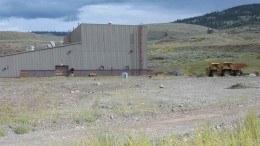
[73,69,152,76]
[20,70,55,77]
[18,69,152,77]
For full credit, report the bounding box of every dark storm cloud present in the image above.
[0,0,124,21]
[0,0,259,21]
[135,0,260,13]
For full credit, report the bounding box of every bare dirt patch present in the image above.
[0,77,259,145]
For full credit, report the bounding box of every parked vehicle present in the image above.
[207,62,246,77]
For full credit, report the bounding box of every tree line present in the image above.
[174,4,260,29]
[31,31,69,36]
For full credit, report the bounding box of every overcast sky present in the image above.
[0,0,259,32]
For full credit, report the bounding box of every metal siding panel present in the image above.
[104,25,109,69]
[21,49,53,70]
[137,26,141,69]
[34,51,41,69]
[67,44,83,70]
[0,43,82,77]
[133,26,138,69]
[19,53,30,70]
[88,25,94,69]
[71,25,82,43]
[53,46,66,66]
[0,55,16,77]
[143,26,148,69]
[53,44,83,69]
[14,54,19,76]
[44,49,54,69]
[131,27,138,69]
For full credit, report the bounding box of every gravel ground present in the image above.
[0,76,259,145]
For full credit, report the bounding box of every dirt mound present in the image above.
[227,83,248,89]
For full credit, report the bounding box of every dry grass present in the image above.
[0,31,63,53]
[0,128,6,137]
[146,24,260,74]
[71,110,260,146]
[0,76,259,146]
[147,23,209,41]
[0,77,159,136]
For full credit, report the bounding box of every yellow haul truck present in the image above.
[207,62,246,77]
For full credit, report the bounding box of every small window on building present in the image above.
[67,50,71,55]
[125,66,129,70]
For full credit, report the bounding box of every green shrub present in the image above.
[0,128,6,137]
[0,107,17,125]
[14,126,30,135]
[15,117,30,124]
[75,109,102,124]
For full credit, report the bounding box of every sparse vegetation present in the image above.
[0,76,259,145]
[147,23,260,74]
[216,96,250,106]
[14,126,30,135]
[0,31,63,54]
[75,108,102,124]
[72,110,260,146]
[0,128,6,137]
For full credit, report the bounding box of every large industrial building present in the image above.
[0,23,151,77]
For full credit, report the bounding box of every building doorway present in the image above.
[55,65,68,76]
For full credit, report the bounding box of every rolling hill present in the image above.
[174,4,260,29]
[147,23,209,41]
[146,23,260,74]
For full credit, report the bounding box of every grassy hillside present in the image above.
[0,31,63,54]
[174,4,260,29]
[147,23,209,41]
[147,23,260,75]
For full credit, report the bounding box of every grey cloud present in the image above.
[0,0,259,21]
[0,0,124,21]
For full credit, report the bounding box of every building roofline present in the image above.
[0,42,82,57]
[80,23,148,27]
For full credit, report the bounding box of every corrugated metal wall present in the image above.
[70,25,82,43]
[0,43,83,77]
[80,24,147,70]
[0,24,148,77]
[63,25,82,44]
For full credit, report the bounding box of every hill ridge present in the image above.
[174,4,260,29]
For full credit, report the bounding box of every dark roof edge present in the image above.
[80,23,148,27]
